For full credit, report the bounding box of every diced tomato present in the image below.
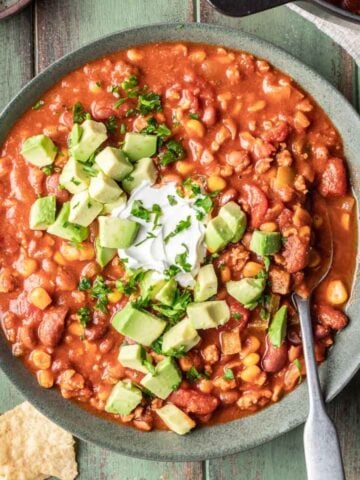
[241,183,269,229]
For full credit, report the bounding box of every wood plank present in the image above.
[200,2,360,479]
[0,1,33,414]
[32,2,202,478]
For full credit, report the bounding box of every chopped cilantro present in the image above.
[223,368,234,380]
[153,288,192,325]
[70,177,81,186]
[113,98,127,109]
[186,366,203,382]
[125,108,136,117]
[116,269,145,296]
[106,116,117,133]
[41,165,54,176]
[119,123,126,134]
[167,195,178,206]
[175,244,191,272]
[72,102,87,124]
[164,216,191,244]
[137,92,162,115]
[159,139,186,166]
[140,117,171,142]
[77,306,92,328]
[194,195,213,219]
[182,177,201,196]
[32,100,44,110]
[189,112,199,119]
[78,277,91,291]
[131,200,162,228]
[90,276,112,313]
[121,75,138,91]
[163,264,181,278]
[143,359,156,375]
[134,231,156,247]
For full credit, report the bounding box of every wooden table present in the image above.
[0,1,359,478]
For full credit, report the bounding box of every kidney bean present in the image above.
[287,328,302,345]
[99,337,115,354]
[314,304,348,331]
[219,188,237,206]
[314,323,331,340]
[202,106,217,126]
[317,157,347,198]
[283,234,310,273]
[55,267,78,292]
[38,306,68,347]
[241,183,269,229]
[85,323,108,342]
[90,99,114,120]
[46,173,70,203]
[261,120,289,143]
[17,325,37,349]
[169,388,220,415]
[59,110,73,129]
[262,335,288,373]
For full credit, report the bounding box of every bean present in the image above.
[262,335,288,373]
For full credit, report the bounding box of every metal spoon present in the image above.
[292,197,345,480]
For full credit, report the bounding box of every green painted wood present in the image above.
[0,1,359,479]
[201,2,360,480]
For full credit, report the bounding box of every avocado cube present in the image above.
[250,230,282,256]
[162,318,200,354]
[68,191,103,227]
[123,132,157,161]
[156,404,195,435]
[112,303,166,346]
[59,157,90,194]
[47,202,89,243]
[95,237,117,268]
[118,344,152,374]
[205,216,233,253]
[194,264,218,302]
[21,134,57,167]
[95,146,133,181]
[219,201,247,243]
[98,216,140,249]
[70,119,107,161]
[29,195,56,230]
[139,270,166,299]
[226,278,266,308]
[105,380,142,415]
[89,171,123,204]
[122,157,157,194]
[154,278,177,306]
[140,357,181,400]
[102,194,127,215]
[187,300,230,329]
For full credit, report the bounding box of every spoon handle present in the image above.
[294,294,345,480]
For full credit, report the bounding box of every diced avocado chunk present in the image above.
[122,157,157,194]
[162,318,200,354]
[21,134,57,167]
[123,132,157,161]
[29,195,56,230]
[140,357,181,400]
[187,300,230,329]
[250,230,282,256]
[268,305,288,348]
[154,278,177,306]
[95,237,117,268]
[95,146,133,181]
[156,404,195,435]
[47,202,89,243]
[102,194,127,214]
[118,344,152,374]
[140,270,166,299]
[219,201,247,243]
[70,119,107,161]
[89,171,123,203]
[226,278,266,308]
[194,264,218,302]
[59,157,90,194]
[105,380,142,415]
[68,190,103,227]
[112,302,166,346]
[205,216,233,253]
[98,216,140,249]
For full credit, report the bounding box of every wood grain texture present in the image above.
[0,1,359,479]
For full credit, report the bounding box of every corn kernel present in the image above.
[28,287,52,310]
[175,161,195,176]
[242,261,263,278]
[326,280,348,305]
[68,321,84,336]
[127,49,143,62]
[242,335,261,355]
[341,213,350,230]
[184,119,205,138]
[220,266,231,283]
[108,290,123,303]
[240,365,261,383]
[259,222,277,233]
[208,175,227,192]
[54,251,67,266]
[37,369,54,389]
[89,80,102,94]
[16,256,38,278]
[30,349,52,370]
[242,353,260,367]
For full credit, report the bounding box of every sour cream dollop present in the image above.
[112,181,207,287]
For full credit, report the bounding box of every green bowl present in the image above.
[0,23,359,461]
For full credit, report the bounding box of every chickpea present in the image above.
[30,349,52,370]
[242,262,263,278]
[28,287,52,310]
[184,119,205,138]
[242,353,260,367]
[37,369,54,388]
[175,161,195,176]
[207,175,227,192]
[220,266,231,283]
[326,280,348,305]
[241,335,261,356]
[239,365,262,383]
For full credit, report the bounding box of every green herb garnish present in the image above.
[137,92,162,115]
[106,116,117,133]
[159,139,186,166]
[91,276,112,313]
[77,306,92,328]
[32,100,45,110]
[167,195,178,206]
[186,366,204,382]
[72,102,87,124]
[41,165,54,176]
[223,368,234,380]
[164,215,191,244]
[78,277,91,291]
[175,244,191,272]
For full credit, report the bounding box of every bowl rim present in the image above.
[0,22,359,462]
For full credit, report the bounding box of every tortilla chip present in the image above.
[0,402,77,480]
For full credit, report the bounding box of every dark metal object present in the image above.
[207,0,360,24]
[0,0,32,20]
